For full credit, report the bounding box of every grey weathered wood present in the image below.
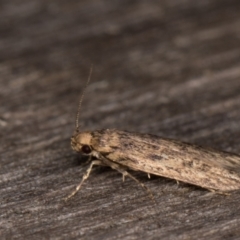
[1,0,240,239]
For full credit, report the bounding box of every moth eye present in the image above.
[81,145,92,154]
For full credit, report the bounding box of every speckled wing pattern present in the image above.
[93,129,240,191]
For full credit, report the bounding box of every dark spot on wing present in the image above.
[149,154,163,161]
[151,145,160,150]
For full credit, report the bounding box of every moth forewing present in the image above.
[102,129,240,192]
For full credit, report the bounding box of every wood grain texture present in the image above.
[1,0,240,239]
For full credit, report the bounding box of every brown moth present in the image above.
[65,69,240,200]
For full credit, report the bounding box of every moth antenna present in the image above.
[75,65,93,132]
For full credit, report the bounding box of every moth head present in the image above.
[71,132,93,155]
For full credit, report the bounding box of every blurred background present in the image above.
[1,0,240,239]
[1,0,240,136]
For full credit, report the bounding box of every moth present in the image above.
[65,68,240,200]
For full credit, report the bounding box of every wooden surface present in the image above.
[1,0,240,239]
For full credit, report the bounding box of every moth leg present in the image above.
[82,155,92,166]
[115,165,155,202]
[64,160,103,201]
[101,157,155,201]
[208,188,230,196]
